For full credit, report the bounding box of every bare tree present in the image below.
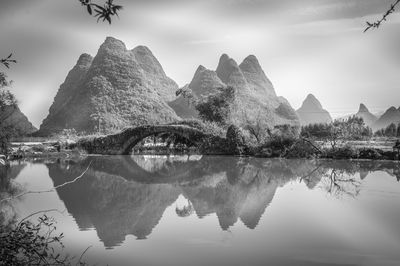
[319,169,361,198]
[242,108,270,144]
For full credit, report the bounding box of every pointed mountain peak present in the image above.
[195,65,207,73]
[216,53,241,83]
[188,64,225,97]
[301,94,323,110]
[216,53,239,69]
[76,53,93,66]
[131,45,166,77]
[239,55,262,73]
[219,53,230,62]
[100,36,127,51]
[387,106,397,112]
[132,45,153,55]
[358,103,369,113]
[297,94,332,125]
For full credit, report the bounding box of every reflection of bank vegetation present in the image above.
[0,163,92,265]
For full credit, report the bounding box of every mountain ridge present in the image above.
[169,53,299,127]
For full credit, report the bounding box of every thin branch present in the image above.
[77,245,92,265]
[0,53,17,68]
[17,209,66,227]
[0,161,92,203]
[365,0,400,32]
[300,164,322,183]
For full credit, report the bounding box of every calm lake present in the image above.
[2,156,400,266]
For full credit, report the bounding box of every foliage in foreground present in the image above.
[0,73,18,156]
[0,214,89,266]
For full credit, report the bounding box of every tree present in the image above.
[365,0,400,32]
[195,86,235,126]
[397,123,400,137]
[301,116,372,149]
[175,85,199,107]
[385,123,397,137]
[242,108,270,144]
[0,64,18,156]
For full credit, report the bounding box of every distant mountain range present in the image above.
[4,36,398,136]
[373,106,400,130]
[35,37,299,136]
[296,94,400,131]
[337,104,400,130]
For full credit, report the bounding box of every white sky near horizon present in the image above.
[0,0,399,127]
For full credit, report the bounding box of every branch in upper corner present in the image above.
[364,0,400,32]
[79,0,123,24]
[0,53,17,69]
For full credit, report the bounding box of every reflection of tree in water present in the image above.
[175,199,194,217]
[47,161,180,246]
[319,169,361,198]
[41,156,400,248]
[0,162,26,227]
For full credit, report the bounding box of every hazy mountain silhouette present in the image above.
[296,94,332,125]
[373,106,400,130]
[355,103,377,127]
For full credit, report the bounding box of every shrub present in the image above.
[174,119,226,137]
[324,145,357,159]
[258,134,297,157]
[195,86,235,125]
[0,214,89,265]
[285,140,320,159]
[358,148,383,160]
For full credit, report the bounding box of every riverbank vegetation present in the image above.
[0,162,91,265]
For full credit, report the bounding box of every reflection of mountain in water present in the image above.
[48,161,180,247]
[46,156,400,248]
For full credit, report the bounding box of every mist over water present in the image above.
[2,156,400,266]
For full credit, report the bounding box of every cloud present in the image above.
[1,0,399,126]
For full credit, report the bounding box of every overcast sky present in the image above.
[1,0,399,127]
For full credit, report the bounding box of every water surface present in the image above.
[1,156,400,266]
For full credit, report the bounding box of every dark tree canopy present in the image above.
[195,86,235,125]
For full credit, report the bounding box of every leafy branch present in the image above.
[365,0,400,32]
[0,53,17,69]
[79,0,123,24]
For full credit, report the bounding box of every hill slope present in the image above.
[38,37,179,136]
[355,103,377,127]
[0,105,37,136]
[373,106,400,130]
[169,54,299,127]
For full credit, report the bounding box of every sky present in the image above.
[0,0,399,127]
